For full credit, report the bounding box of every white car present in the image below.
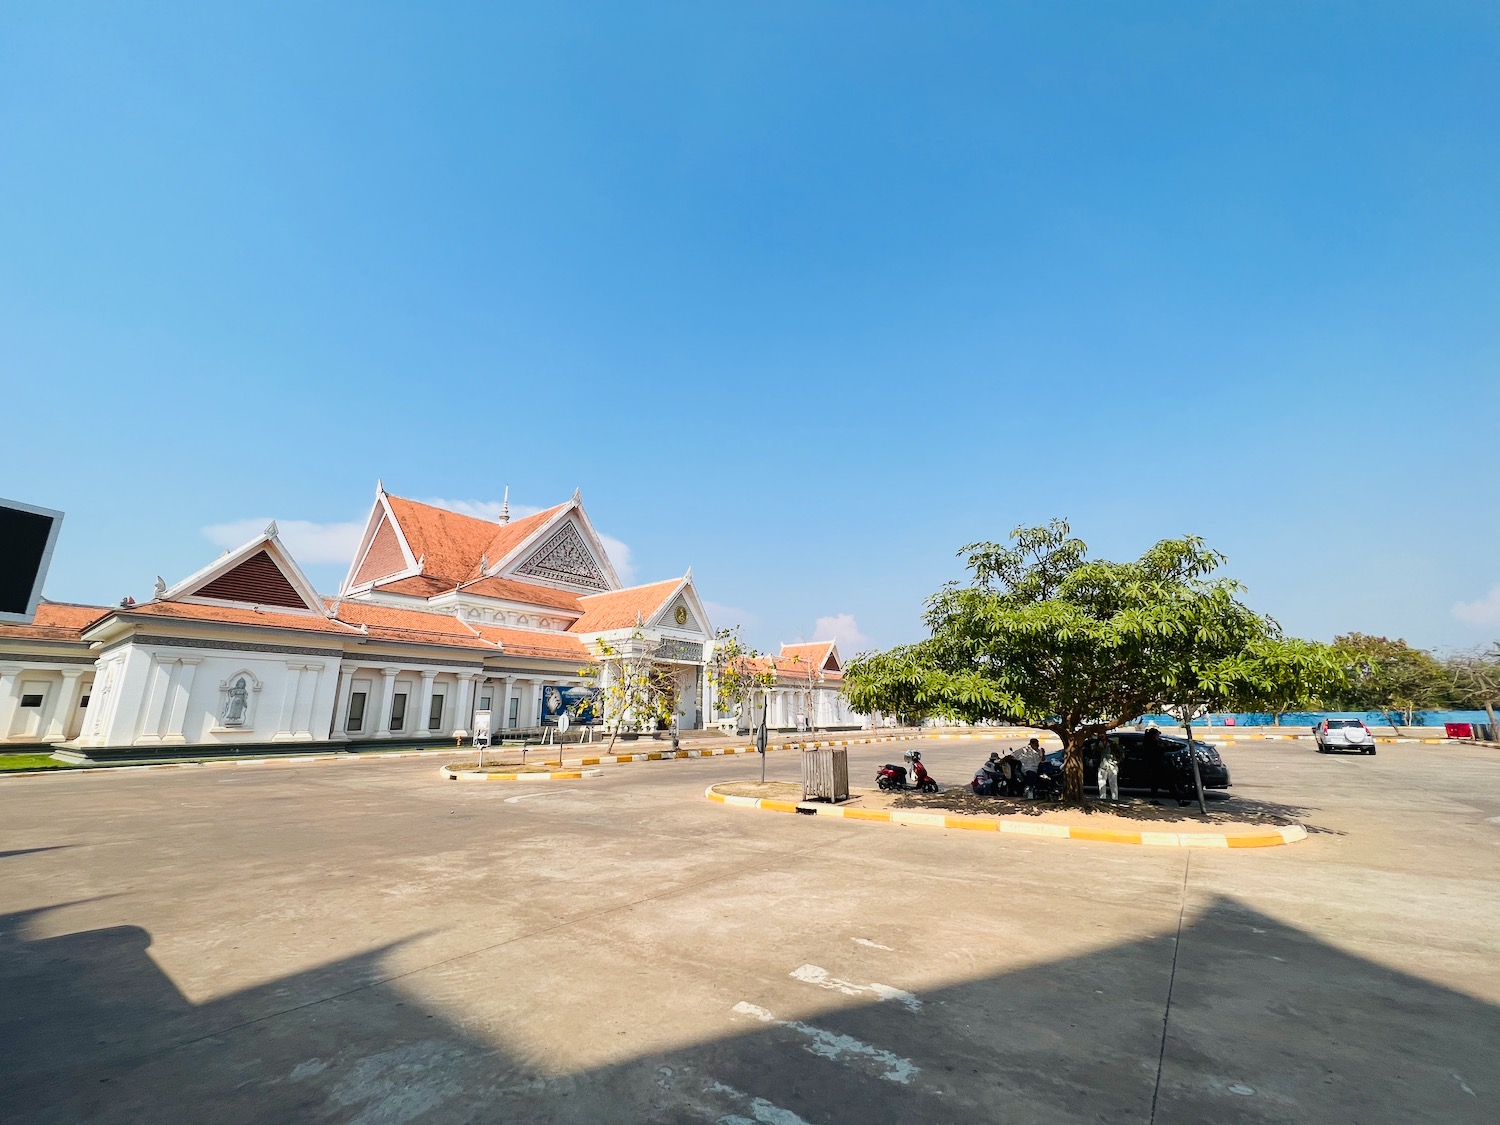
[1313,719,1377,755]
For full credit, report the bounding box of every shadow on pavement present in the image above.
[0,896,1492,1123]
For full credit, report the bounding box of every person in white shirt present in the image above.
[1014,737,1044,793]
[1097,737,1120,802]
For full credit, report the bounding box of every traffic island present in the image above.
[705,782,1308,848]
[442,762,605,782]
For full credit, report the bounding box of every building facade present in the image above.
[0,485,756,756]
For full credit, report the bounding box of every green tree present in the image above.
[1447,644,1500,738]
[844,520,1340,801]
[705,627,775,733]
[582,632,677,752]
[1331,633,1450,726]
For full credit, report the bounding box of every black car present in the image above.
[1038,731,1231,794]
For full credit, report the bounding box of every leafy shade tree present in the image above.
[1135,563,1347,809]
[844,520,1341,802]
[1224,637,1352,726]
[705,627,775,734]
[1332,633,1451,726]
[1447,644,1500,737]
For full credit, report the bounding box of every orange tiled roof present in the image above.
[109,600,350,634]
[0,601,112,642]
[371,575,459,599]
[330,600,492,649]
[459,576,583,612]
[568,579,682,634]
[384,494,565,585]
[779,641,836,667]
[472,625,591,661]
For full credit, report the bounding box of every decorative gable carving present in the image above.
[513,521,611,592]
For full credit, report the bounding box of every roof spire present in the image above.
[498,486,510,525]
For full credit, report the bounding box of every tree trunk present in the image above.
[1061,732,1084,802]
[1184,716,1208,815]
[1486,703,1498,742]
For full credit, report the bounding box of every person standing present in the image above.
[1097,737,1120,802]
[1016,737,1044,796]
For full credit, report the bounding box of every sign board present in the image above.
[557,712,570,734]
[0,497,65,625]
[473,710,492,746]
[540,685,599,726]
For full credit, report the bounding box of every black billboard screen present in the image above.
[0,499,64,621]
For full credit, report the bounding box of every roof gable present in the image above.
[196,551,307,609]
[568,578,683,634]
[162,523,326,615]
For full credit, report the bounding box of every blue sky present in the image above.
[4,2,1497,654]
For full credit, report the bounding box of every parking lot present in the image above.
[2,736,1497,1123]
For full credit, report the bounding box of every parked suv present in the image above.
[1313,719,1376,755]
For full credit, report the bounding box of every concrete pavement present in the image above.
[1,736,1497,1122]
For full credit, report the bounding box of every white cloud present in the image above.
[596,533,636,585]
[203,519,364,565]
[1453,585,1500,625]
[812,613,874,652]
[418,496,635,585]
[702,601,755,630]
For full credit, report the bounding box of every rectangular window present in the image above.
[19,694,43,708]
[79,695,91,708]
[347,691,367,732]
[479,695,491,711]
[428,692,445,731]
[390,692,408,732]
[508,696,520,728]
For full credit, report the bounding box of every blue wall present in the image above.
[1135,711,1492,728]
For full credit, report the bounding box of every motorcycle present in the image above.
[876,760,938,792]
[971,754,1029,798]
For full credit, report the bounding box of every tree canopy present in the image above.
[843,520,1344,800]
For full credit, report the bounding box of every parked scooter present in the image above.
[877,750,938,792]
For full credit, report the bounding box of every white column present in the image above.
[42,671,85,743]
[137,657,175,745]
[275,664,307,740]
[454,673,478,734]
[416,670,437,738]
[163,658,201,743]
[331,667,356,739]
[375,667,398,738]
[0,666,22,741]
[500,677,515,731]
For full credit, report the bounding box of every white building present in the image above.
[0,485,742,757]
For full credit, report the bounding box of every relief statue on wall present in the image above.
[222,677,250,726]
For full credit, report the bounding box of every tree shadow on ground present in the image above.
[1,894,1492,1123]
[893,788,1346,835]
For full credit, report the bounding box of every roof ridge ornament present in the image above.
[153,576,167,600]
[572,487,581,504]
[264,520,279,540]
[498,487,510,525]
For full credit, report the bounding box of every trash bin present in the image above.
[802,747,849,802]
[1445,723,1473,739]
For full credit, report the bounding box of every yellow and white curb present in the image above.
[557,732,938,769]
[442,766,605,782]
[704,785,1307,848]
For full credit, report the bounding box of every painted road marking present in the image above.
[706,1080,812,1125]
[730,1002,918,1085]
[503,789,579,804]
[789,964,921,1012]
